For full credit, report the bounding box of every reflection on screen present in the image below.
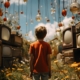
[2,27,10,41]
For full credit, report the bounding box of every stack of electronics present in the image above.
[0,24,23,68]
[62,22,80,63]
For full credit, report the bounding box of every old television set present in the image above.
[0,24,11,44]
[73,48,80,62]
[76,33,80,48]
[62,26,76,49]
[2,57,13,68]
[2,45,12,57]
[10,34,23,47]
[12,47,22,57]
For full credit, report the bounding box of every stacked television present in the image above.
[0,24,23,68]
[62,22,80,63]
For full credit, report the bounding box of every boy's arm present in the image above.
[30,54,34,72]
[29,54,34,77]
[47,54,51,78]
[47,54,51,72]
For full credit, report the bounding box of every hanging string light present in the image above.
[21,1,24,14]
[70,0,79,14]
[46,0,50,22]
[50,0,56,14]
[25,0,29,36]
[16,0,21,30]
[58,0,63,27]
[30,0,33,24]
[61,0,67,17]
[36,0,42,22]
[0,1,3,17]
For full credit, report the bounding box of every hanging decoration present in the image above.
[3,17,7,21]
[62,9,67,17]
[58,0,63,27]
[0,8,3,16]
[36,10,42,21]
[36,0,42,22]
[70,0,80,14]
[46,0,50,22]
[30,0,33,24]
[58,22,63,27]
[61,0,67,17]
[23,0,28,2]
[50,0,56,14]
[72,16,75,19]
[16,25,21,30]
[21,0,24,14]
[4,0,10,8]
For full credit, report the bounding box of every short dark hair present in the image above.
[35,26,47,39]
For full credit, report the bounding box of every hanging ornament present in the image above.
[58,22,63,27]
[0,8,3,16]
[3,17,7,21]
[72,16,75,19]
[51,8,56,14]
[26,22,28,25]
[4,1,10,8]
[21,11,23,14]
[47,19,50,22]
[23,0,28,2]
[30,19,33,24]
[70,2,80,14]
[62,9,67,17]
[17,25,21,30]
[78,12,80,15]
[36,13,42,22]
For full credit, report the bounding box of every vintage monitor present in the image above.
[75,22,80,48]
[0,24,11,44]
[10,34,23,47]
[2,45,12,57]
[76,33,80,48]
[62,26,76,50]
[62,48,80,62]
[2,57,13,68]
[73,48,80,62]
[12,47,22,57]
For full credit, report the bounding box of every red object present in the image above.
[29,41,52,73]
[17,25,21,29]
[62,9,67,17]
[78,12,80,15]
[4,1,10,8]
[21,11,23,14]
[0,8,3,16]
[72,16,75,19]
[3,17,7,21]
[58,22,63,27]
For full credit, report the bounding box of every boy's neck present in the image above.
[37,39,43,41]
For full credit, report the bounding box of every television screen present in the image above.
[10,34,23,47]
[62,49,74,57]
[63,26,76,49]
[2,45,12,57]
[0,24,11,44]
[76,33,80,48]
[15,36,22,43]
[2,27,10,41]
[73,48,80,62]
[12,47,22,57]
[2,57,13,68]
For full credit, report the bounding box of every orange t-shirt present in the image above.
[29,40,52,73]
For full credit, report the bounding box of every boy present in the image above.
[29,26,52,80]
